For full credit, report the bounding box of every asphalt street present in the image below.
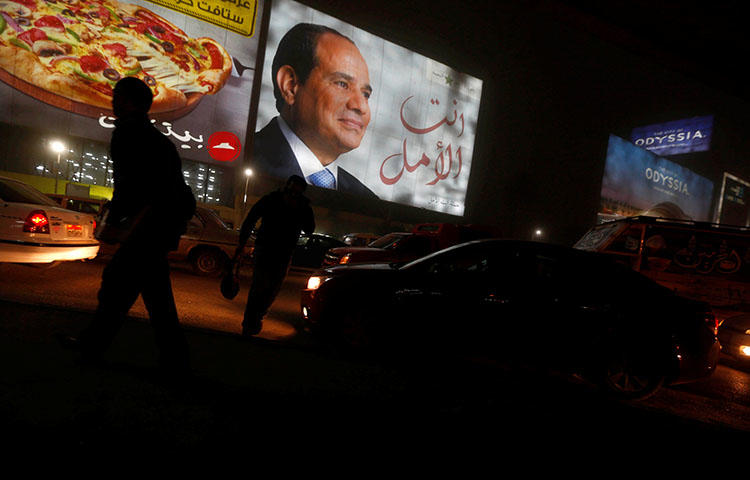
[1,260,748,458]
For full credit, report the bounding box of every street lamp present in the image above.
[533,228,544,241]
[243,168,253,204]
[50,140,66,195]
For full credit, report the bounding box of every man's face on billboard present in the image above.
[283,33,372,166]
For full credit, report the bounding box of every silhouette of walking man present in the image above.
[61,77,194,374]
[235,175,315,336]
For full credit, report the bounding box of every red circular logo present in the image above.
[207,131,242,162]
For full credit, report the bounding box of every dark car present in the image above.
[245,232,344,270]
[302,239,720,399]
[322,232,420,267]
[718,313,750,364]
[291,233,346,269]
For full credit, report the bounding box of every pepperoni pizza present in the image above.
[0,0,233,116]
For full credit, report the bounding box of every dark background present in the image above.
[268,0,749,245]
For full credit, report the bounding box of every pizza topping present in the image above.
[102,41,125,56]
[57,14,76,24]
[32,38,65,56]
[17,27,47,46]
[203,42,223,70]
[79,53,107,72]
[1,2,33,16]
[120,55,137,69]
[102,67,119,81]
[33,14,64,31]
[143,74,155,86]
[1,11,23,32]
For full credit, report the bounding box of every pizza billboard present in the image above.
[252,0,483,216]
[0,0,264,205]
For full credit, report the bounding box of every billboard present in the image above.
[630,115,713,156]
[600,135,714,221]
[252,0,483,216]
[715,173,750,226]
[0,0,264,204]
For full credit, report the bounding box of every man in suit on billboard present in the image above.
[253,22,378,199]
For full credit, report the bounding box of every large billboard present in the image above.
[715,173,750,226]
[630,115,713,156]
[0,0,263,204]
[252,0,483,216]
[600,134,714,221]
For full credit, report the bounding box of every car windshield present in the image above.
[368,233,408,249]
[0,178,58,206]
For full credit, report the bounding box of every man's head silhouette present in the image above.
[112,77,153,118]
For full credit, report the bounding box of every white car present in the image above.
[0,176,99,264]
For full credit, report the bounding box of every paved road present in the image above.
[1,259,749,454]
[0,258,312,343]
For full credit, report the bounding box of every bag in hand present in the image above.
[220,259,241,300]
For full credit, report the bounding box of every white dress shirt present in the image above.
[277,116,339,184]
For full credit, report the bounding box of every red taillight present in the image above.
[705,312,718,336]
[23,210,50,234]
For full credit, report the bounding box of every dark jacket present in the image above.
[253,117,379,199]
[109,114,192,250]
[239,190,315,259]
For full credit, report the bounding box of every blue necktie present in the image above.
[307,168,336,190]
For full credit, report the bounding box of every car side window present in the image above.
[186,215,203,235]
[297,236,310,247]
[426,250,493,274]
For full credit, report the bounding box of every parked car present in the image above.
[0,175,99,264]
[97,205,240,276]
[302,239,720,399]
[247,232,346,269]
[171,206,240,275]
[717,313,750,365]
[322,223,502,267]
[341,232,380,247]
[322,232,424,267]
[47,194,108,215]
[574,216,750,324]
[291,233,346,269]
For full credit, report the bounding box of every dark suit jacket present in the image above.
[252,117,378,199]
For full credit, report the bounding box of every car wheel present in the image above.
[190,248,227,276]
[600,340,665,400]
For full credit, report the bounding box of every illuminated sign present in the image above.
[0,0,262,167]
[716,173,750,226]
[630,115,713,156]
[253,0,483,216]
[600,135,714,221]
[145,0,258,36]
[208,131,242,162]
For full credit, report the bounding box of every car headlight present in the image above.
[306,275,329,290]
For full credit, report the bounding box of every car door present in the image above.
[392,245,527,354]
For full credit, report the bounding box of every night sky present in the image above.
[283,0,749,245]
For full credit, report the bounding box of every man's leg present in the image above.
[243,255,290,335]
[141,252,189,372]
[78,243,142,359]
